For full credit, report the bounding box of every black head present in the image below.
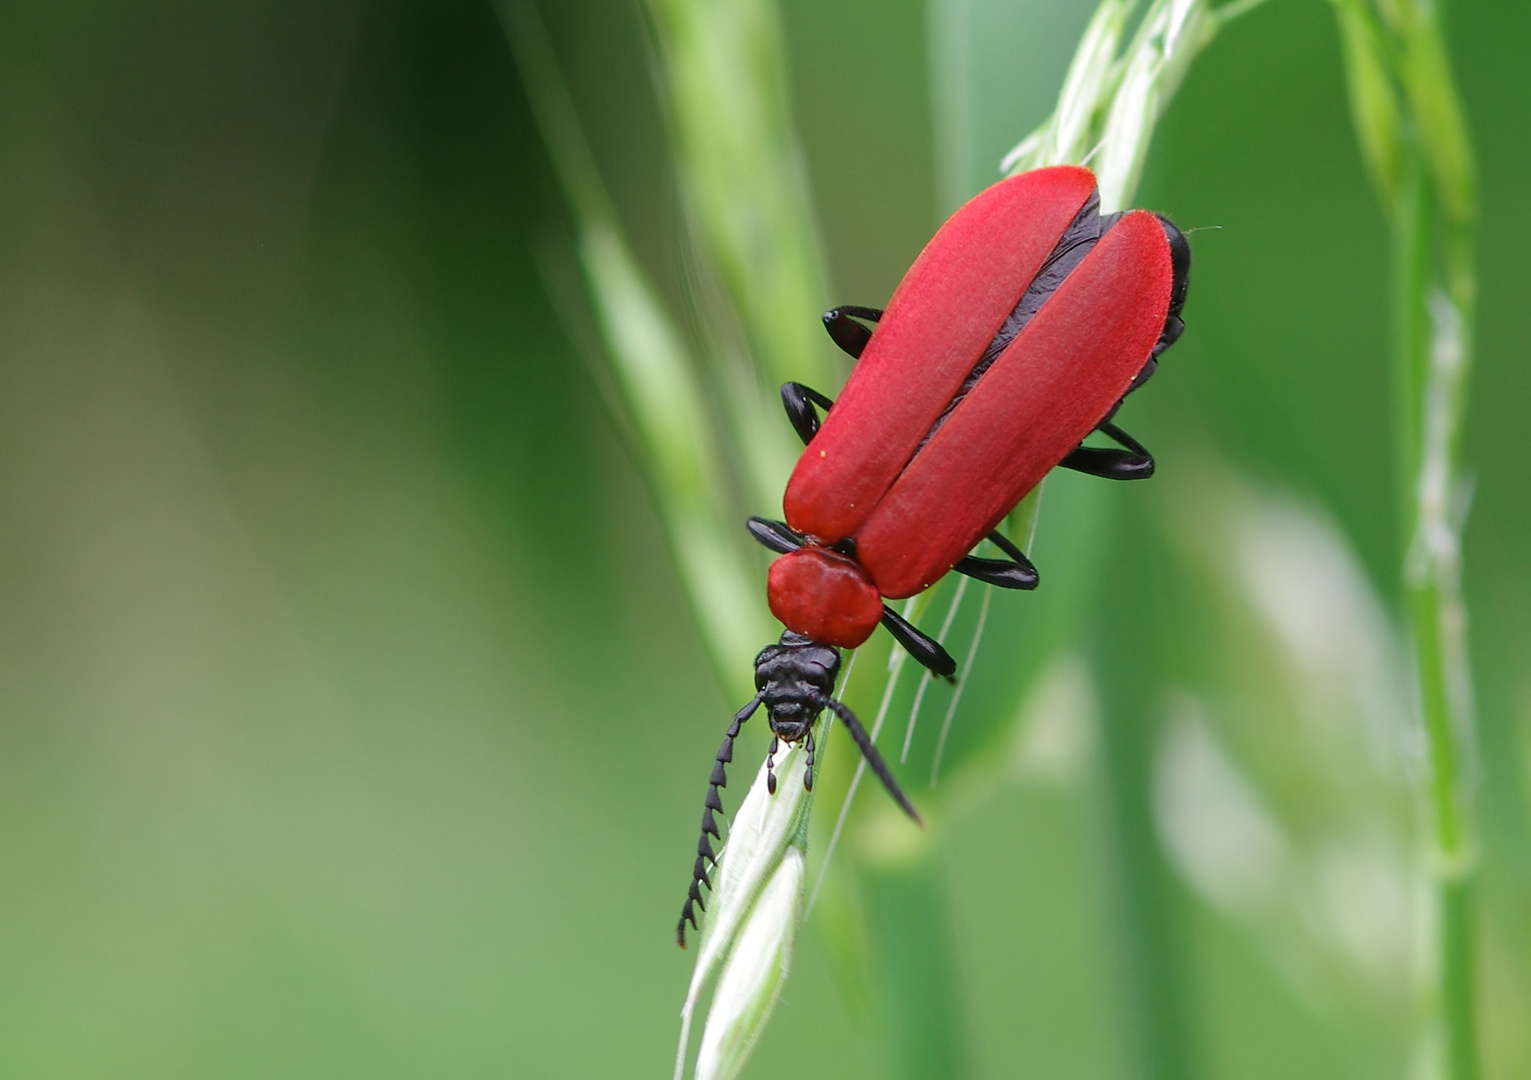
[753,631,841,742]
[677,630,922,946]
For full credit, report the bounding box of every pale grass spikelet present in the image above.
[1000,0,1261,209]
[1094,0,1214,211]
[1333,0,1406,210]
[692,847,805,1080]
[676,739,814,1080]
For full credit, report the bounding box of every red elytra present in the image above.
[768,165,1175,646]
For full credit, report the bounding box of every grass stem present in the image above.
[1344,0,1481,1071]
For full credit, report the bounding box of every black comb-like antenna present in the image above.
[676,694,762,948]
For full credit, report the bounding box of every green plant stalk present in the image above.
[858,834,968,1080]
[1092,500,1197,1080]
[1336,0,1480,1071]
[1393,161,1479,1080]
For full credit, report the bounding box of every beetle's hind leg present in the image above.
[1059,421,1155,481]
[954,528,1039,589]
[822,306,884,359]
[1072,215,1185,476]
[783,304,883,442]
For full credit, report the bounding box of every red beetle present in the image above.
[678,165,1189,944]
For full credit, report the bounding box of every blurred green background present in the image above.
[0,0,1527,1077]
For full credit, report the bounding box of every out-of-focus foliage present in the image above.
[0,1,1527,1079]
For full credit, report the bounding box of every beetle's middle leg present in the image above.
[1059,420,1155,480]
[954,528,1039,589]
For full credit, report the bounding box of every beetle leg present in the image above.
[780,382,837,444]
[678,694,763,948]
[746,515,805,555]
[1059,421,1155,480]
[954,529,1039,590]
[786,304,885,440]
[1129,356,1159,396]
[880,605,957,680]
[821,305,884,360]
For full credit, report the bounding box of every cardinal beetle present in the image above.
[677,165,1190,944]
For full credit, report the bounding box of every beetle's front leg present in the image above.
[746,516,804,555]
[880,604,957,680]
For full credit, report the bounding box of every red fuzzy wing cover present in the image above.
[855,210,1172,598]
[782,166,1098,543]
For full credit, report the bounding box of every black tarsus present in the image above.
[822,306,884,360]
[780,382,837,445]
[746,515,804,555]
[1058,420,1156,480]
[813,693,922,825]
[1101,421,1150,459]
[880,605,957,680]
[953,528,1039,590]
[1129,356,1159,394]
[677,694,761,948]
